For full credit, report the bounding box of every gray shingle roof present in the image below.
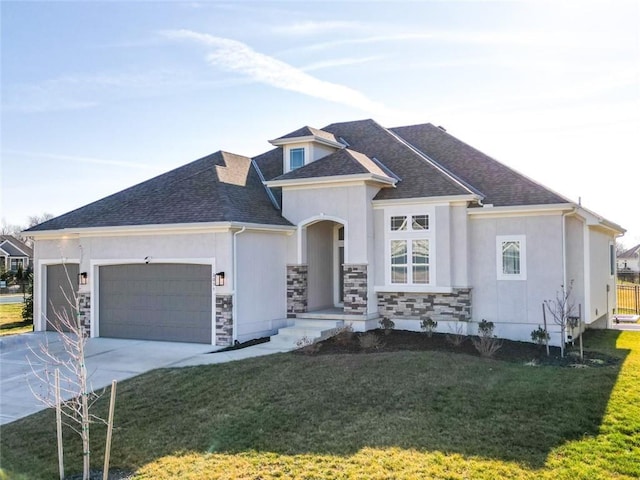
[390,123,569,206]
[321,119,473,200]
[272,126,340,144]
[271,148,390,182]
[0,236,33,257]
[27,151,291,231]
[31,118,575,233]
[619,244,640,259]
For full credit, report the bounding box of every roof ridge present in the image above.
[378,121,481,198]
[425,125,574,205]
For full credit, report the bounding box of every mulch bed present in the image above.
[297,329,620,367]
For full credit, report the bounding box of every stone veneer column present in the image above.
[215,294,233,346]
[343,264,368,315]
[78,292,91,335]
[287,265,308,318]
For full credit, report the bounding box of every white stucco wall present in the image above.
[32,230,233,336]
[587,226,616,325]
[235,230,290,342]
[469,213,565,344]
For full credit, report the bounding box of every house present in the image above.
[0,235,33,273]
[26,119,624,347]
[617,244,640,283]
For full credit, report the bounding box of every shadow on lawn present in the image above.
[0,331,633,478]
[200,332,630,469]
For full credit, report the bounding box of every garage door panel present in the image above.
[99,264,212,344]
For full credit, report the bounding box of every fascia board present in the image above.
[373,195,480,208]
[265,173,396,189]
[26,221,295,239]
[467,203,576,218]
[269,135,345,149]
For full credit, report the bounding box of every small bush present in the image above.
[379,317,395,335]
[420,317,438,337]
[358,332,382,351]
[446,320,467,347]
[331,323,354,346]
[295,336,320,355]
[530,325,550,346]
[471,319,502,358]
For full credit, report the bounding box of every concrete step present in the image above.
[269,320,344,349]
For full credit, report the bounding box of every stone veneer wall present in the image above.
[215,294,233,346]
[377,288,471,323]
[78,292,91,335]
[287,265,308,318]
[343,264,368,315]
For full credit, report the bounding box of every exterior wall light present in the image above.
[79,272,88,285]
[215,271,225,287]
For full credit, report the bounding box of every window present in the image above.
[496,235,526,280]
[388,213,431,285]
[10,258,24,271]
[289,148,305,171]
[609,243,615,276]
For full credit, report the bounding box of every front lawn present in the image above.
[1,330,638,479]
[0,302,32,336]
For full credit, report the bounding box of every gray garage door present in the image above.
[46,263,80,332]
[99,264,213,344]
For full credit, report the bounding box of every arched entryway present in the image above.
[306,220,345,311]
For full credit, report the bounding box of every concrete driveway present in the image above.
[0,332,288,425]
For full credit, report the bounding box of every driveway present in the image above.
[0,332,288,425]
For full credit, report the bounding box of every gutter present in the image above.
[232,226,247,343]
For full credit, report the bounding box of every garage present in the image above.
[98,263,213,344]
[46,263,79,332]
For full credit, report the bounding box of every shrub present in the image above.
[420,317,438,337]
[530,325,550,346]
[331,323,354,346]
[358,332,382,351]
[446,320,467,347]
[295,336,320,355]
[379,317,395,335]
[471,319,502,358]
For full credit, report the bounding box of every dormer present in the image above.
[269,126,346,174]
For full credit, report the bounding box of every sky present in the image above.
[1,0,639,246]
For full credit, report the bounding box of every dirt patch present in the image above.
[297,329,620,367]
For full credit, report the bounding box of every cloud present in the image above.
[161,29,392,115]
[272,20,366,36]
[4,150,157,170]
[300,56,383,72]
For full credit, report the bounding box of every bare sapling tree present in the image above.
[543,280,576,358]
[28,262,108,480]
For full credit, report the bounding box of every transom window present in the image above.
[388,212,432,285]
[289,148,305,171]
[390,214,429,232]
[496,235,526,280]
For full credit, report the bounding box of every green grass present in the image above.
[0,303,32,336]
[1,330,639,479]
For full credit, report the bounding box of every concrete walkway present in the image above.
[0,332,292,425]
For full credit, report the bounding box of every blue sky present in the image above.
[2,0,639,245]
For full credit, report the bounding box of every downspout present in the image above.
[232,226,247,343]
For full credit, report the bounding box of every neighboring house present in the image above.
[26,119,624,346]
[0,235,33,273]
[617,244,640,282]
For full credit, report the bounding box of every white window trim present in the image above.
[284,145,308,173]
[384,206,435,286]
[496,235,526,281]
